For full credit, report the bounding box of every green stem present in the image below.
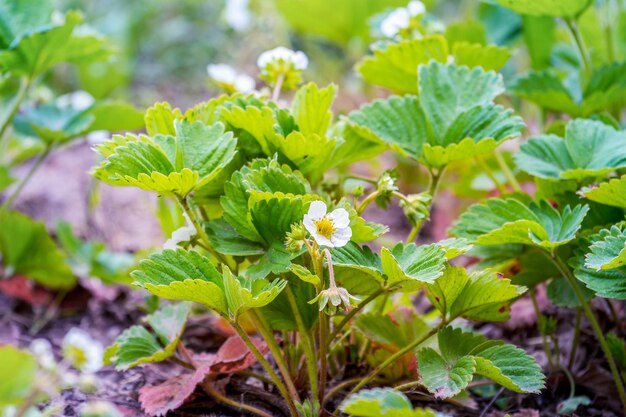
[271,73,285,102]
[564,18,593,77]
[324,377,373,405]
[529,288,555,368]
[328,287,387,343]
[493,150,521,193]
[356,190,380,215]
[230,320,299,417]
[394,380,422,391]
[476,157,506,194]
[551,253,626,414]
[604,0,616,62]
[3,146,52,209]
[406,167,445,242]
[343,320,446,402]
[249,310,301,402]
[568,308,582,369]
[0,77,31,145]
[286,286,319,401]
[201,380,273,417]
[318,309,329,406]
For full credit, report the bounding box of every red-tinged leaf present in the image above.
[0,275,53,305]
[139,362,211,417]
[210,335,268,374]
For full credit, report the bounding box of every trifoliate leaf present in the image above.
[581,176,626,208]
[0,210,75,288]
[425,266,525,322]
[222,267,286,319]
[0,345,37,406]
[417,327,544,399]
[291,82,336,136]
[340,388,435,417]
[450,198,589,250]
[131,249,227,314]
[451,42,511,71]
[572,228,626,299]
[0,11,110,77]
[356,36,449,94]
[496,0,590,17]
[585,226,626,270]
[515,119,626,180]
[349,63,523,167]
[104,303,189,370]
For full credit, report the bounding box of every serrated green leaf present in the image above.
[515,119,626,180]
[245,241,293,280]
[131,249,227,314]
[104,303,190,370]
[436,237,474,260]
[0,210,75,288]
[381,243,446,290]
[0,0,54,48]
[0,345,37,406]
[450,198,589,250]
[585,226,626,270]
[496,0,590,17]
[451,42,510,71]
[418,348,476,398]
[204,219,264,256]
[509,70,580,115]
[340,388,435,417]
[581,176,626,208]
[357,36,449,94]
[222,267,287,319]
[289,264,320,286]
[291,82,336,136]
[275,131,337,184]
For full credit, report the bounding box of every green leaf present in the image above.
[585,226,626,270]
[131,249,227,314]
[204,219,264,256]
[0,164,15,192]
[275,131,337,184]
[425,266,525,322]
[417,327,544,399]
[222,267,287,319]
[515,119,626,180]
[0,210,75,288]
[380,243,446,290]
[340,388,435,417]
[354,311,431,350]
[572,228,626,299]
[509,70,580,116]
[451,42,511,71]
[245,241,293,280]
[0,345,37,406]
[356,36,449,94]
[581,176,626,208]
[450,198,589,250]
[436,237,474,260]
[0,11,110,77]
[0,0,54,48]
[104,302,190,370]
[260,278,317,330]
[290,264,320,286]
[291,82,336,136]
[496,0,590,17]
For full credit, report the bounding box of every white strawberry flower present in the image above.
[62,328,104,372]
[207,63,256,93]
[303,201,352,248]
[223,0,252,32]
[380,1,427,38]
[163,213,197,250]
[257,46,308,71]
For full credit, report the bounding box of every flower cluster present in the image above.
[257,46,308,91]
[380,1,427,38]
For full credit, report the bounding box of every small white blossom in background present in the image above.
[303,201,352,248]
[30,338,57,371]
[380,1,427,38]
[80,401,122,417]
[207,63,256,94]
[257,46,308,91]
[57,90,95,111]
[163,212,197,250]
[223,0,252,32]
[62,328,104,373]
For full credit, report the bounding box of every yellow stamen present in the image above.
[314,217,335,239]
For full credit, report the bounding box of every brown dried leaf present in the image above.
[0,275,53,305]
[210,335,268,374]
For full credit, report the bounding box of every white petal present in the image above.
[303,215,316,236]
[328,208,350,228]
[235,74,255,93]
[307,201,327,219]
[207,63,236,83]
[331,227,352,248]
[408,1,426,16]
[311,232,334,248]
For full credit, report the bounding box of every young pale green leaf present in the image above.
[572,229,626,299]
[0,210,75,288]
[417,327,544,399]
[581,176,626,208]
[585,226,626,270]
[425,266,525,322]
[357,36,449,94]
[274,131,337,184]
[291,83,336,136]
[104,302,190,370]
[222,267,287,319]
[515,119,626,180]
[496,0,590,17]
[450,198,589,250]
[0,345,37,406]
[451,42,511,71]
[131,249,228,314]
[0,11,110,77]
[436,237,474,260]
[340,388,435,417]
[380,243,446,291]
[290,264,321,286]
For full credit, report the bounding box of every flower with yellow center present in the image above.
[303,201,352,248]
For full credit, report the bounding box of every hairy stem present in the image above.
[551,253,626,414]
[356,190,380,215]
[230,320,299,417]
